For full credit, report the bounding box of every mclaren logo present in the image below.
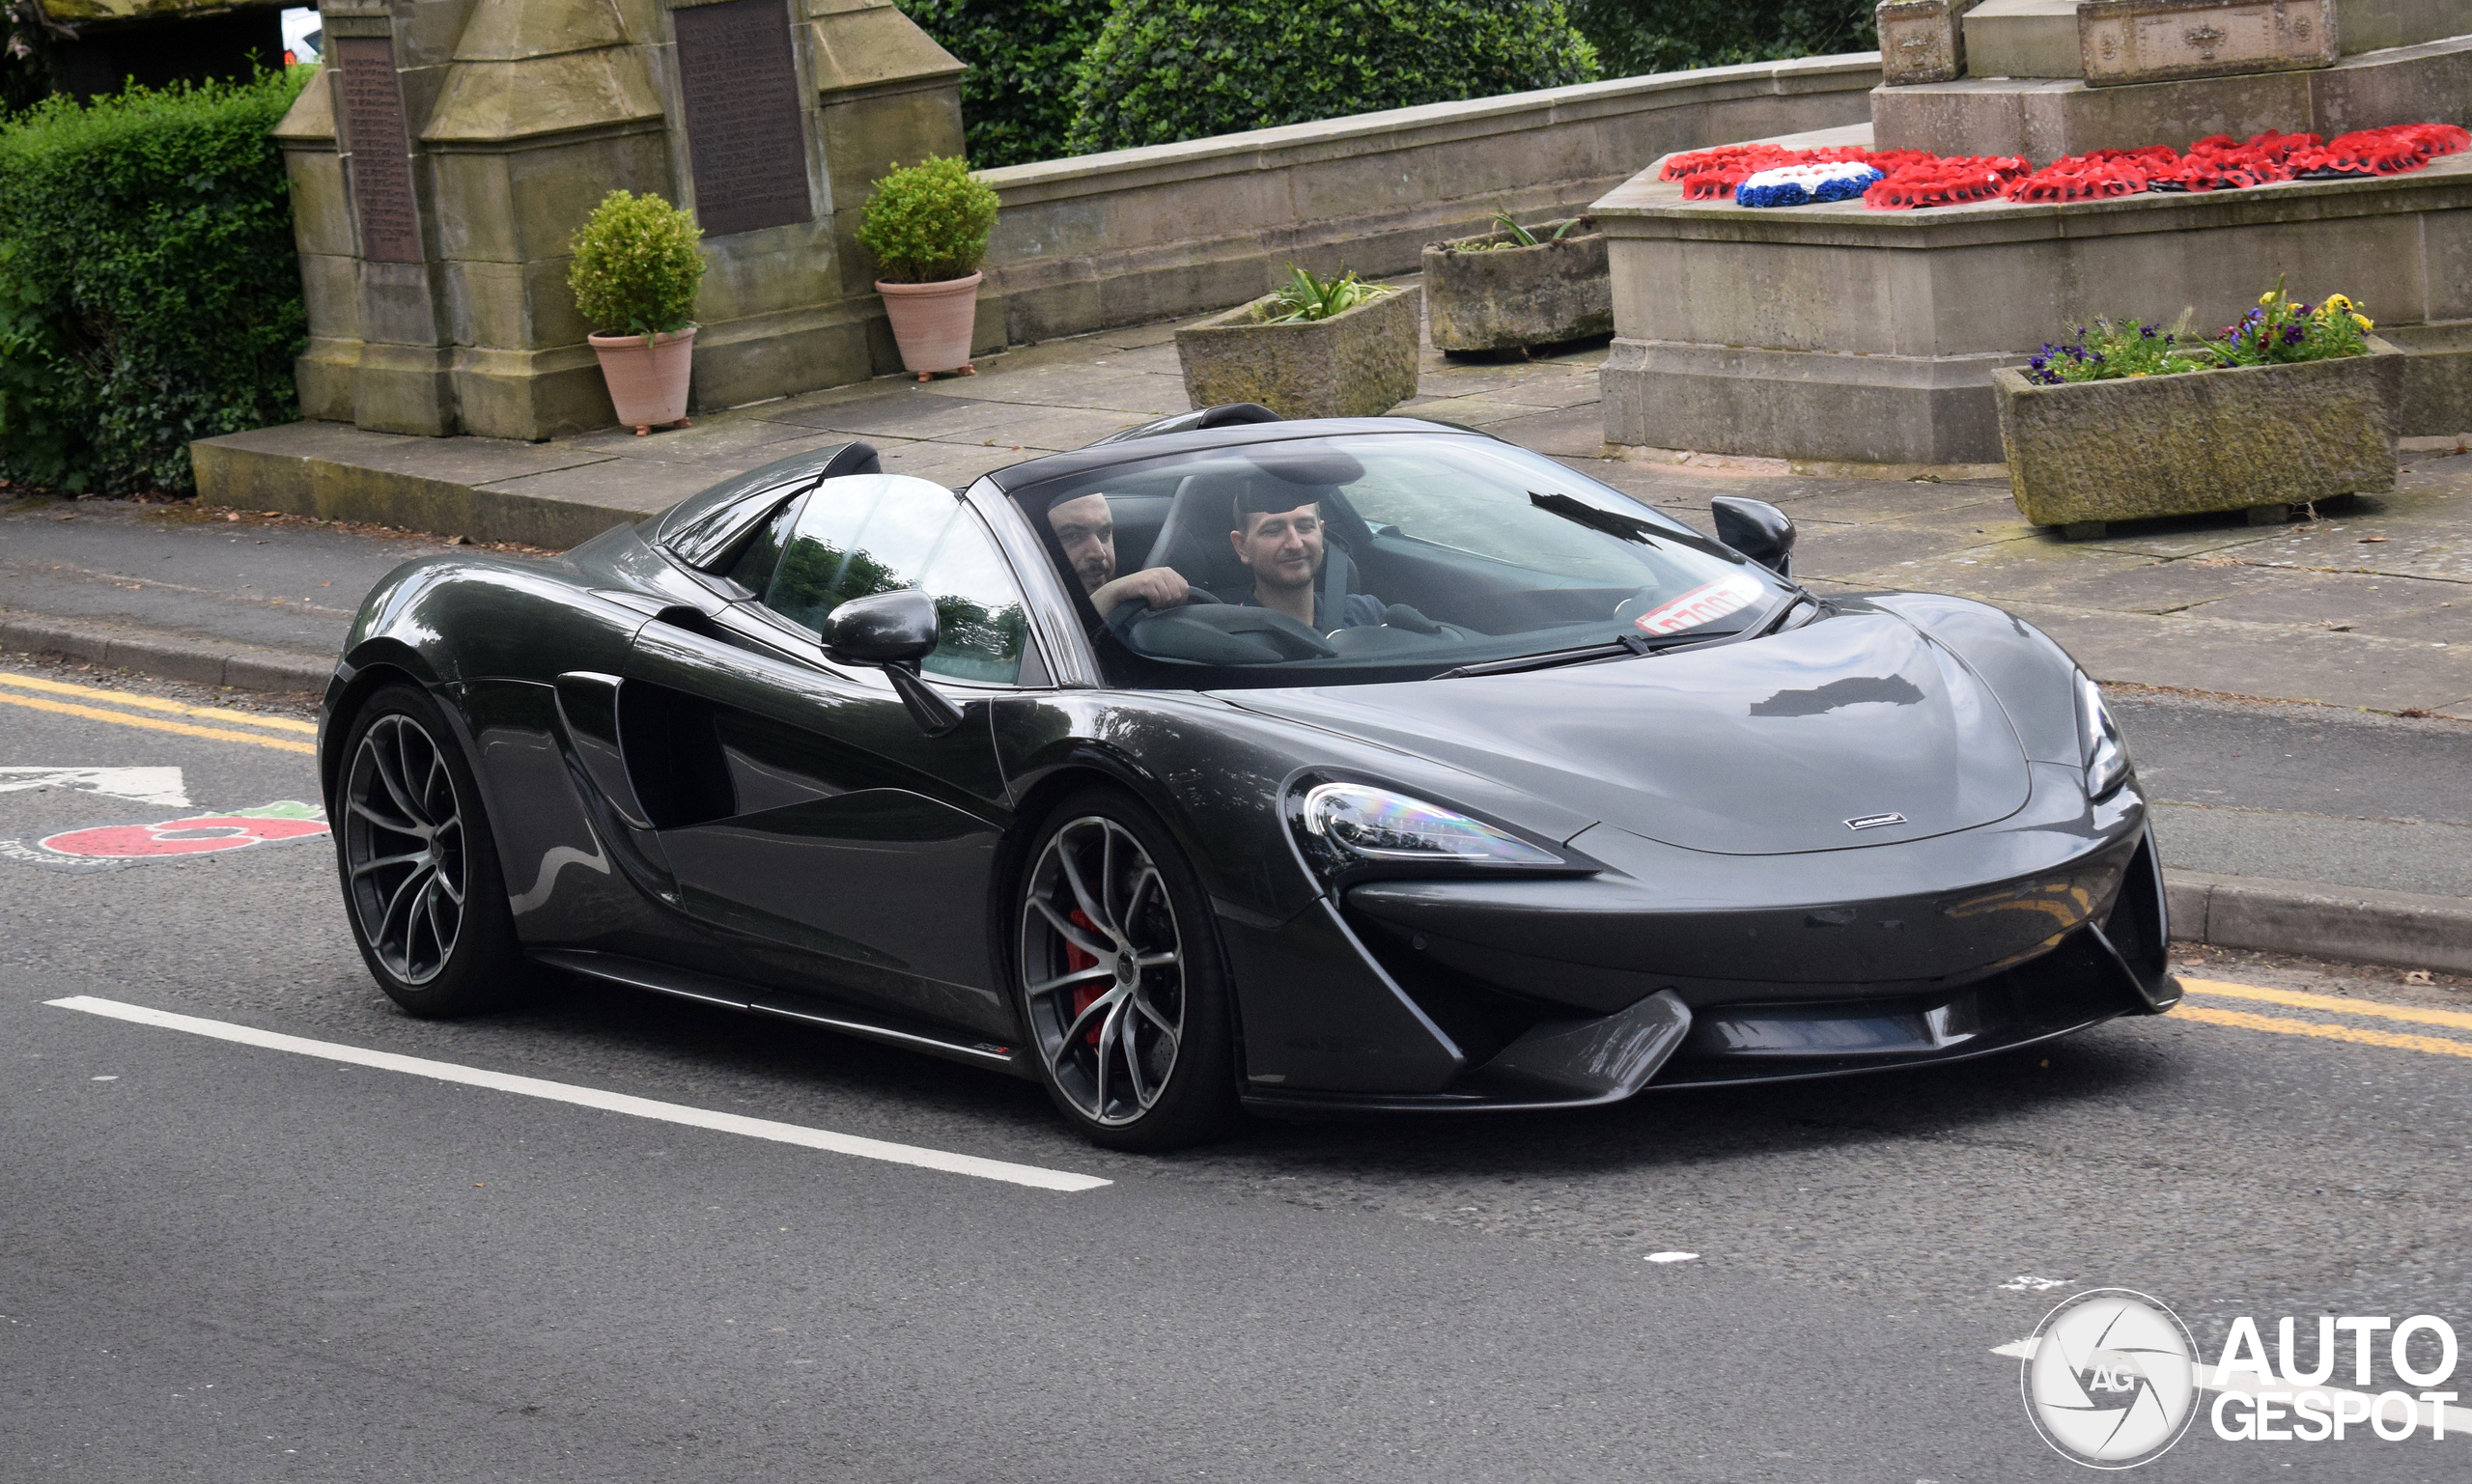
[1845,812,1907,831]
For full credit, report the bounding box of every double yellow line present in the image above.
[0,670,318,755]
[2179,977,2472,1060]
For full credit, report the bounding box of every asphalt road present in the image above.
[5,664,2471,1481]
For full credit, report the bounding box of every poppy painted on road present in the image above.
[0,802,328,873]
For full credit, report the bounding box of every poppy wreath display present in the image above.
[1661,142,1874,201]
[2289,124,2470,179]
[1863,154,2026,210]
[1733,161,1882,208]
[1659,124,2468,211]
[2003,147,2177,204]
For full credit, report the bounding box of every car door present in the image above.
[617,474,1038,1039]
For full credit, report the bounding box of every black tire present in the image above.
[1014,789,1239,1151]
[333,683,524,1018]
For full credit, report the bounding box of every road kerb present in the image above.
[2,607,329,695]
[2168,869,2472,976]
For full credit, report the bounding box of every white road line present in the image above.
[44,995,1110,1194]
[1994,1337,2472,1438]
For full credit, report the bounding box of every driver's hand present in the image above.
[1089,566,1191,619]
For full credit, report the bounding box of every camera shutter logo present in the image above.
[2023,1288,2200,1468]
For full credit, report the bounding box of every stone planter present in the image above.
[587,327,696,435]
[1175,285,1420,420]
[1423,224,1611,353]
[1994,337,2404,537]
[879,272,982,381]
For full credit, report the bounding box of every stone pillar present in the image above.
[420,0,668,437]
[278,0,965,442]
[276,0,479,436]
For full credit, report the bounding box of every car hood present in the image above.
[1219,610,2034,855]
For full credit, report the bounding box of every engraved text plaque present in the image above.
[674,0,813,238]
[2078,0,2340,88]
[333,35,421,264]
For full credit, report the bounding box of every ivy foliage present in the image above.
[1564,0,1876,80]
[857,155,1000,283]
[888,0,1102,169]
[1063,0,1599,155]
[0,67,309,494]
[567,189,706,338]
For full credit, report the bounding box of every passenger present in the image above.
[1228,490,1384,630]
[1044,492,1191,620]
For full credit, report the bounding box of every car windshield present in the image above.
[1019,433,1788,685]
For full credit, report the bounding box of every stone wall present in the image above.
[277,29,1878,443]
[1594,134,2472,464]
[279,0,965,443]
[975,54,1882,348]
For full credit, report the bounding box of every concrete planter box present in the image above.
[1423,224,1612,352]
[1175,285,1421,420]
[1994,338,2404,534]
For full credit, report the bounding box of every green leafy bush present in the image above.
[857,155,1000,283]
[0,68,309,494]
[1565,0,1875,79]
[567,189,705,339]
[889,0,1103,168]
[1064,0,1599,155]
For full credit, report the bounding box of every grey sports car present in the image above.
[320,409,2176,1149]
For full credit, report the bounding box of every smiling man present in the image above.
[1227,488,1384,631]
[1045,492,1191,620]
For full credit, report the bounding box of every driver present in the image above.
[1044,492,1191,620]
[1228,489,1384,631]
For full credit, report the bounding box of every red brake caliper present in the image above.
[1064,909,1106,1046]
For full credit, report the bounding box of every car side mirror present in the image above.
[1712,496,1795,578]
[820,590,964,736]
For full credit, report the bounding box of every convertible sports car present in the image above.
[320,408,2177,1149]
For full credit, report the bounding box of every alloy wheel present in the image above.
[343,712,467,986]
[1019,815,1187,1127]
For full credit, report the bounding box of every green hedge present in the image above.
[1063,0,1599,155]
[890,0,1104,169]
[0,68,308,494]
[1566,0,1876,79]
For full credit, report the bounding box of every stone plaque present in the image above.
[1879,0,1980,85]
[2078,0,2339,87]
[673,0,813,238]
[332,35,421,264]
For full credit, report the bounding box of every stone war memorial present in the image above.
[1594,0,2472,464]
[279,0,970,441]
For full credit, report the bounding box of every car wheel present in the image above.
[335,683,523,1018]
[1015,791,1238,1151]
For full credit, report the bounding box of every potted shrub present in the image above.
[569,189,706,436]
[859,154,1001,382]
[1996,284,2404,539]
[1422,212,1611,356]
[1174,266,1420,420]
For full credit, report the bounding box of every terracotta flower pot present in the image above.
[878,272,982,381]
[588,326,696,434]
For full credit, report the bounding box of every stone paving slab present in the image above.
[187,300,2472,715]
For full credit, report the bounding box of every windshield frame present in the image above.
[998,425,1794,691]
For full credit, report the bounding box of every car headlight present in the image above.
[2075,670,2131,798]
[1292,782,1561,876]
